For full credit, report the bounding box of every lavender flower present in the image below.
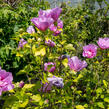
[18,38,27,48]
[44,62,55,73]
[47,76,64,88]
[50,7,62,21]
[31,17,54,31]
[45,40,55,47]
[38,7,62,22]
[68,56,87,72]
[39,82,52,93]
[19,81,25,88]
[27,26,35,34]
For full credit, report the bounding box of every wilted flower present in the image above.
[83,44,98,58]
[0,67,14,95]
[45,39,55,47]
[19,81,24,88]
[39,82,52,93]
[58,55,70,60]
[31,17,54,31]
[27,26,35,34]
[38,7,62,22]
[49,19,63,36]
[47,76,64,88]
[18,38,27,48]
[68,56,87,72]
[44,62,55,73]
[97,37,109,49]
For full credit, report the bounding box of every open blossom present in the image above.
[50,7,62,21]
[18,38,27,48]
[45,40,55,47]
[27,26,35,34]
[47,76,64,88]
[38,7,62,22]
[49,19,63,36]
[44,62,55,73]
[83,44,98,58]
[97,37,109,49]
[39,82,52,93]
[31,17,54,31]
[68,56,87,72]
[38,9,52,18]
[19,81,25,88]
[0,67,14,95]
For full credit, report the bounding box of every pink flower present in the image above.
[45,40,55,47]
[31,17,54,31]
[39,82,52,93]
[38,9,52,18]
[27,26,35,34]
[50,7,62,21]
[44,62,55,73]
[83,44,98,58]
[19,81,24,88]
[97,37,109,49]
[49,19,63,36]
[18,38,27,48]
[38,7,62,22]
[0,68,14,95]
[68,56,87,72]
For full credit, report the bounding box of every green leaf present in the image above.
[3,96,18,109]
[76,105,85,109]
[23,84,35,89]
[104,97,109,103]
[96,88,102,94]
[32,45,46,56]
[97,102,104,108]
[62,59,68,67]
[31,94,41,102]
[103,80,108,88]
[64,44,75,50]
[19,99,29,108]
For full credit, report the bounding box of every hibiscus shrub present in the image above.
[0,0,109,109]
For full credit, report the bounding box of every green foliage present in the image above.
[0,0,109,109]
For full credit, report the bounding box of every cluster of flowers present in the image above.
[18,7,109,93]
[2,8,108,95]
[31,7,63,36]
[68,38,109,71]
[18,7,63,48]
[41,37,109,92]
